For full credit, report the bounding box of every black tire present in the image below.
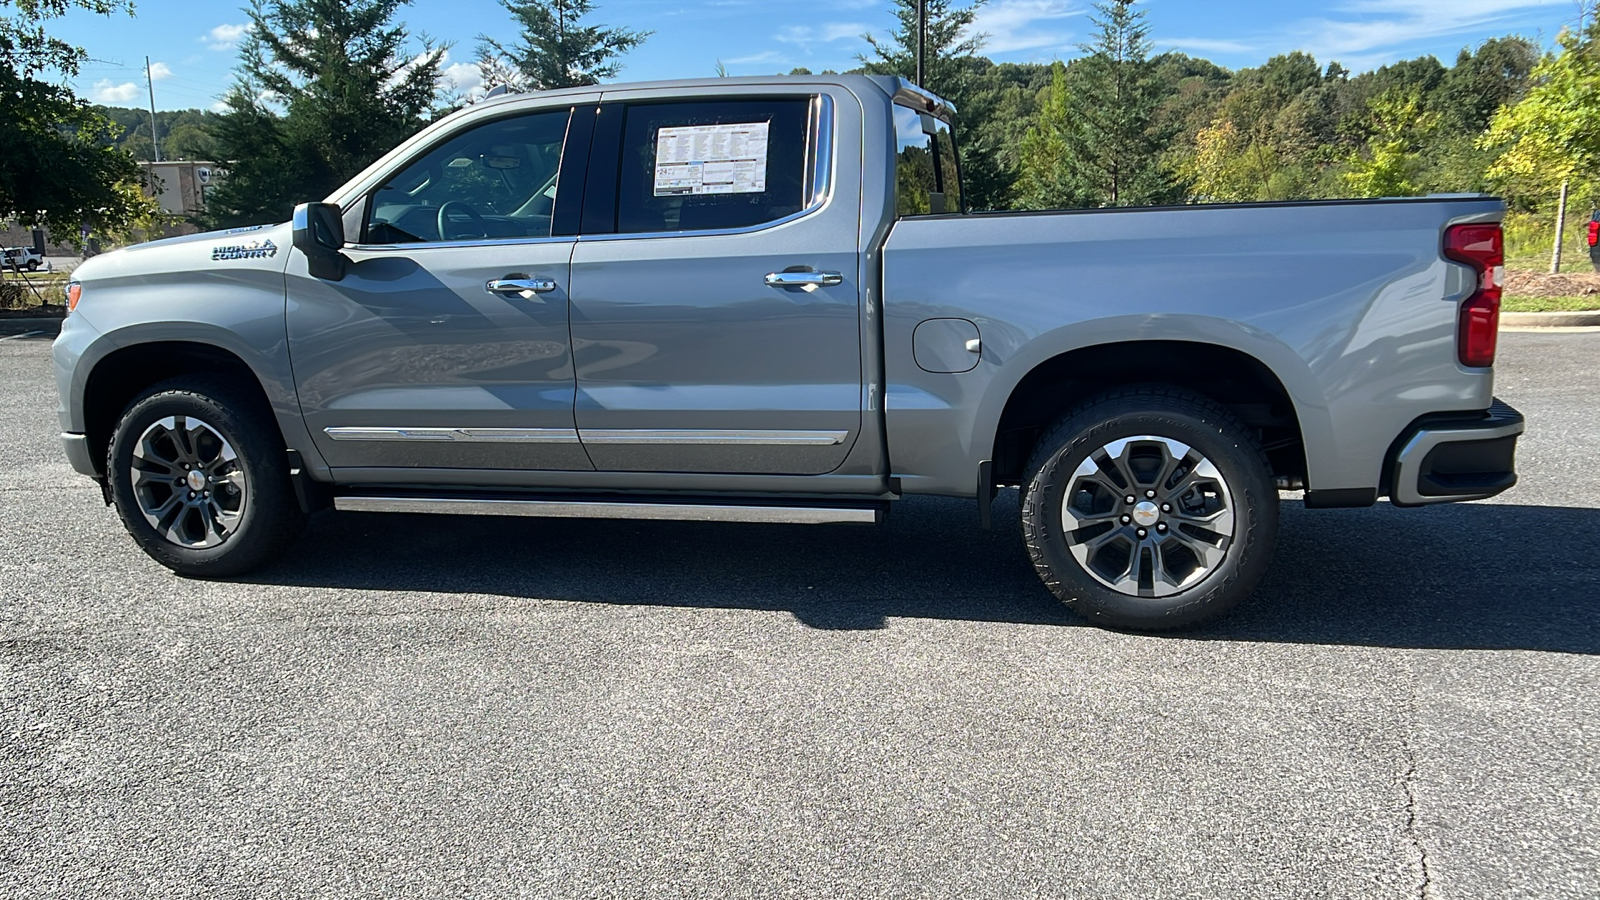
[1021,385,1278,631]
[26,260,39,271]
[107,376,305,577]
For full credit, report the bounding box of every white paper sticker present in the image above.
[654,122,770,196]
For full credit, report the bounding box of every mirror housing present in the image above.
[292,202,346,281]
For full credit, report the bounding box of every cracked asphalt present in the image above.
[1,330,1596,899]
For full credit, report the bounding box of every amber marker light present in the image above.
[66,281,82,314]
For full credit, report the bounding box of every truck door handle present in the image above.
[486,277,558,299]
[764,271,844,289]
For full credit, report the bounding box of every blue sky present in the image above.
[49,0,1592,111]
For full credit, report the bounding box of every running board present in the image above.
[333,495,884,525]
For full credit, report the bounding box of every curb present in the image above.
[0,317,63,337]
[1502,310,1600,328]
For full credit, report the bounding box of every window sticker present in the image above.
[654,122,770,196]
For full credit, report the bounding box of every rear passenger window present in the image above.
[616,99,810,234]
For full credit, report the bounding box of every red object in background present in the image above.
[1588,218,1599,247]
[1443,223,1503,368]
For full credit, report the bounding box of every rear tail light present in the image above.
[66,281,82,314]
[1443,224,1503,368]
[1588,220,1599,247]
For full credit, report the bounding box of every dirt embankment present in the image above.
[1505,268,1600,298]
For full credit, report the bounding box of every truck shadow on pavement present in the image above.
[249,494,1600,654]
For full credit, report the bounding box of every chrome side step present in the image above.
[333,496,883,525]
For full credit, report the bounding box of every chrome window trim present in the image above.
[345,234,576,253]
[325,427,581,444]
[581,429,849,446]
[583,93,835,244]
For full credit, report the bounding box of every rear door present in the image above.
[568,90,863,475]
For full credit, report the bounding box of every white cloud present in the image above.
[90,79,141,103]
[1156,37,1257,55]
[442,55,485,100]
[969,0,1081,54]
[1190,0,1574,70]
[775,22,870,47]
[147,61,173,81]
[204,23,250,51]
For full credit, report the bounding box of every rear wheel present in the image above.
[1021,386,1278,631]
[107,376,305,577]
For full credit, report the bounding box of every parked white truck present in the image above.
[53,75,1524,630]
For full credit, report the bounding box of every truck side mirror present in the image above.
[292,202,347,281]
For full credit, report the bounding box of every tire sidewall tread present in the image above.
[106,375,304,578]
[1021,385,1279,631]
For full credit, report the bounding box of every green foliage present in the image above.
[478,0,649,92]
[1342,88,1436,198]
[204,0,448,228]
[1021,0,1181,208]
[858,0,1016,211]
[94,107,225,161]
[0,0,161,240]
[1484,21,1600,201]
[1015,62,1080,209]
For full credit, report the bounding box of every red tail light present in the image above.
[1443,224,1503,368]
[1588,220,1599,247]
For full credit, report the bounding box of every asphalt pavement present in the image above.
[1,332,1596,899]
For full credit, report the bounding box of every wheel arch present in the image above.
[986,338,1320,488]
[79,338,282,478]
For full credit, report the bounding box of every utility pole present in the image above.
[916,0,926,87]
[1552,179,1570,274]
[145,56,161,163]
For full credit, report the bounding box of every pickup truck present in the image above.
[52,75,1524,630]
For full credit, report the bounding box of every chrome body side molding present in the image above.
[580,429,849,446]
[325,427,581,443]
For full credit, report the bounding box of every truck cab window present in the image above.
[615,99,810,235]
[894,104,961,216]
[364,109,571,244]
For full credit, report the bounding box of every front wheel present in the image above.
[1021,386,1279,631]
[107,376,305,577]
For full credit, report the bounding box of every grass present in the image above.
[1502,210,1598,273]
[0,271,69,311]
[1503,294,1600,313]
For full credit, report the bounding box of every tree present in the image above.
[477,0,648,93]
[1342,88,1436,198]
[0,0,161,240]
[1014,62,1080,209]
[1483,21,1600,198]
[858,0,1015,210]
[1042,0,1182,207]
[205,0,447,227]
[1483,18,1600,271]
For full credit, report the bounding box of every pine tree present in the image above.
[858,0,1012,211]
[1046,0,1182,207]
[477,0,649,93]
[1015,62,1080,209]
[205,0,446,227]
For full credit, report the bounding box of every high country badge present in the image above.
[212,239,278,261]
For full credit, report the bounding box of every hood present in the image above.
[74,222,294,284]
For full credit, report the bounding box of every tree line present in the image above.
[5,0,1598,262]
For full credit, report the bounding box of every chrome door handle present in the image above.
[486,277,558,299]
[764,271,844,289]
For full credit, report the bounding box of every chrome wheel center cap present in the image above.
[186,470,208,492]
[1132,501,1161,527]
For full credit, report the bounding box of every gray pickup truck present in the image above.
[53,75,1524,630]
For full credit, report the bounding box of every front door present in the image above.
[568,93,862,475]
[287,105,592,475]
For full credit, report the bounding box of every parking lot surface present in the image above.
[1,331,1596,899]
